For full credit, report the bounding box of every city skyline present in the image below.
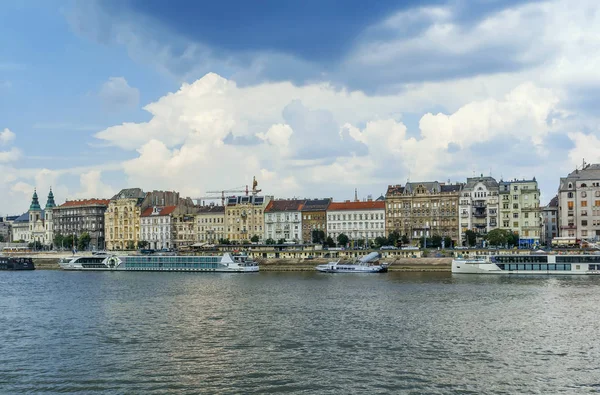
[2,0,600,215]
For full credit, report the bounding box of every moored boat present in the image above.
[316,252,388,273]
[59,253,259,272]
[0,256,35,270]
[452,254,600,274]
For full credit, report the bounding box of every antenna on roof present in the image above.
[354,188,358,202]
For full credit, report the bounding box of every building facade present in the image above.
[541,195,558,246]
[140,206,176,250]
[172,212,197,249]
[11,189,55,246]
[458,176,499,245]
[558,163,600,241]
[385,182,461,244]
[327,200,385,245]
[104,188,146,250]
[264,199,305,243]
[52,198,109,250]
[225,195,271,243]
[196,205,225,244]
[301,199,331,243]
[499,178,542,248]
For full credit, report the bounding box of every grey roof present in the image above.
[546,195,559,208]
[441,184,462,193]
[14,212,30,223]
[226,195,266,206]
[111,188,146,200]
[559,164,600,190]
[196,205,225,214]
[376,195,385,201]
[301,198,331,211]
[402,182,461,195]
[463,176,499,190]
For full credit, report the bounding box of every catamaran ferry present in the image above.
[452,254,600,275]
[59,253,259,272]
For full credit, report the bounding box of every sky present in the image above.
[1,0,600,215]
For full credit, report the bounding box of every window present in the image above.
[513,213,519,218]
[568,201,574,210]
[513,195,519,200]
[582,191,587,198]
[513,222,519,227]
[582,201,588,207]
[514,186,518,191]
[582,220,588,226]
[582,210,588,216]
[513,204,519,209]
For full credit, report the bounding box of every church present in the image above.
[12,189,56,246]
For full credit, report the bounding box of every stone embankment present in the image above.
[30,256,452,271]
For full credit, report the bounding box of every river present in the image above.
[1,271,598,394]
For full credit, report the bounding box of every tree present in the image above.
[464,230,477,247]
[126,240,135,250]
[277,238,286,244]
[388,231,400,247]
[325,236,335,247]
[78,232,91,251]
[485,229,509,247]
[265,238,276,245]
[28,241,43,250]
[63,235,77,250]
[401,235,410,245]
[312,230,325,244]
[250,235,260,243]
[53,234,64,249]
[443,236,453,249]
[219,238,231,245]
[0,235,4,242]
[138,240,149,249]
[337,233,349,247]
[507,232,519,248]
[240,239,250,245]
[374,236,387,248]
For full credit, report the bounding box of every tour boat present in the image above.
[59,253,259,272]
[452,254,600,274]
[316,252,388,273]
[0,256,35,270]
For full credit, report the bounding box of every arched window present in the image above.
[568,183,573,189]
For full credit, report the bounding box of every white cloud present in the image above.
[0,147,21,163]
[0,128,15,145]
[99,76,140,111]
[71,170,115,199]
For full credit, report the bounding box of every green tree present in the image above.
[337,233,349,247]
[265,238,275,245]
[218,238,231,245]
[311,230,325,244]
[464,230,477,247]
[78,232,91,251]
[418,236,428,248]
[388,231,401,247]
[485,229,509,247]
[430,234,442,248]
[240,239,250,245]
[401,235,410,245]
[325,236,335,247]
[374,236,388,248]
[28,240,43,250]
[277,238,286,244]
[250,235,260,243]
[53,234,64,249]
[443,236,453,249]
[507,232,519,248]
[138,240,149,249]
[0,235,4,242]
[63,235,77,250]
[126,240,135,250]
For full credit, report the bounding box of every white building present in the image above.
[264,199,304,243]
[140,206,176,249]
[499,178,541,248]
[558,163,600,241]
[11,189,56,246]
[459,176,499,245]
[327,200,385,245]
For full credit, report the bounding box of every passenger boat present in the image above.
[452,254,600,274]
[59,253,259,272]
[0,256,35,270]
[316,252,388,273]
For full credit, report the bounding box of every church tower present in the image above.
[28,189,42,244]
[45,188,56,245]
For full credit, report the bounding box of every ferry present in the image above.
[316,252,388,273]
[452,254,600,274]
[59,253,259,272]
[0,256,35,270]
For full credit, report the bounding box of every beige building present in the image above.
[385,182,461,244]
[172,212,197,249]
[196,205,225,244]
[558,163,600,241]
[459,176,499,245]
[225,195,272,243]
[105,188,146,250]
[498,178,541,248]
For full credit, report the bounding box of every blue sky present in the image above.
[1,0,599,215]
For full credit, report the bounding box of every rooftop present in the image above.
[197,205,225,214]
[328,201,385,211]
[111,188,146,200]
[265,199,305,212]
[141,206,177,217]
[300,198,331,211]
[58,199,110,208]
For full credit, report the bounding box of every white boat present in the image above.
[59,253,259,272]
[316,252,388,273]
[452,254,600,274]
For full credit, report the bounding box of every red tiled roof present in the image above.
[327,201,385,211]
[141,206,177,217]
[59,199,110,207]
[264,199,305,212]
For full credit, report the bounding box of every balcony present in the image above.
[473,210,487,218]
[473,202,486,208]
[474,223,487,228]
[560,225,576,230]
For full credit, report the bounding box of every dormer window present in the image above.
[568,183,573,189]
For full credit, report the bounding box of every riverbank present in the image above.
[31,257,452,271]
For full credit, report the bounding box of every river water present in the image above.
[1,271,599,394]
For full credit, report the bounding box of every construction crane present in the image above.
[193,176,262,206]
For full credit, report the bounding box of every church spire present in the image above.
[45,187,56,209]
[29,189,41,211]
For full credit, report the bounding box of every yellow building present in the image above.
[104,188,146,251]
[196,205,225,244]
[385,182,462,244]
[225,195,271,243]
